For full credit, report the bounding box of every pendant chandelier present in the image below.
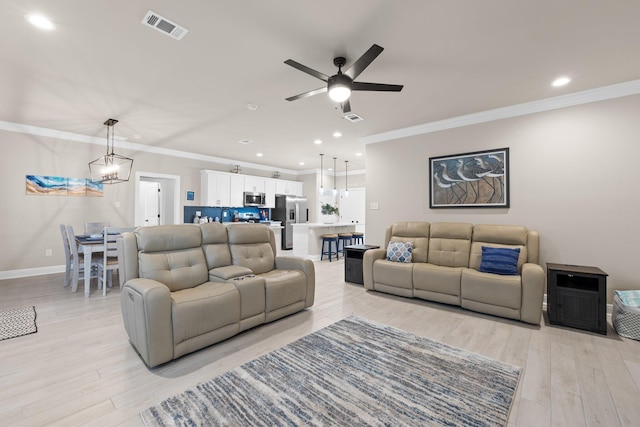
[319,153,325,195]
[344,160,349,198]
[88,119,133,184]
[333,157,338,196]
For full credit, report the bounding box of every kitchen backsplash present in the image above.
[184,206,268,223]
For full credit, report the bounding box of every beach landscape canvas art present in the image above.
[26,175,103,197]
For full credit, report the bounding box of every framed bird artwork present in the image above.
[429,147,509,208]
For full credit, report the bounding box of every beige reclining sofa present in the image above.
[117,222,315,367]
[363,222,544,324]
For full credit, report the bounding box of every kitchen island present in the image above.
[291,223,358,260]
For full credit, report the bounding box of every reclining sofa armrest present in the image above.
[121,278,174,368]
[363,248,387,290]
[520,263,545,325]
[275,256,316,307]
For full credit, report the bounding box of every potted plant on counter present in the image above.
[321,203,339,224]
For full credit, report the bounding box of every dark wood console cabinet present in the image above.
[344,245,379,285]
[547,263,608,335]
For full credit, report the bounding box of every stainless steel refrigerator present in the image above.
[272,194,307,249]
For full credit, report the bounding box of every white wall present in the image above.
[365,94,640,301]
[0,130,303,276]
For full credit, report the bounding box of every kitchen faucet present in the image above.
[220,208,231,222]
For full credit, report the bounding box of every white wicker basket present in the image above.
[612,291,640,341]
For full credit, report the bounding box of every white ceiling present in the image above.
[3,1,640,173]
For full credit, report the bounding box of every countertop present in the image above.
[291,223,360,228]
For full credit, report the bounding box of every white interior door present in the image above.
[141,181,160,226]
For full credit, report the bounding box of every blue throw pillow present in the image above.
[478,246,520,275]
[386,241,413,263]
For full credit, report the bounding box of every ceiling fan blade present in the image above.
[285,86,327,102]
[344,44,384,79]
[284,59,329,82]
[341,100,351,114]
[352,82,404,92]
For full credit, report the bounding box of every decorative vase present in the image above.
[321,214,336,224]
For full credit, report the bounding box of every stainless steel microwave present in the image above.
[243,191,266,207]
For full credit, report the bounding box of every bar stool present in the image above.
[338,233,353,257]
[352,232,364,245]
[320,234,339,261]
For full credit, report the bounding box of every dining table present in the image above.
[75,233,120,297]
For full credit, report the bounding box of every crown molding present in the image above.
[360,79,640,145]
[0,121,300,175]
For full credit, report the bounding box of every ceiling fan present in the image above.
[284,44,403,114]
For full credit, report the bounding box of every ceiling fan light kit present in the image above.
[285,44,403,113]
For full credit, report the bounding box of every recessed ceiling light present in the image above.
[238,139,253,144]
[247,103,258,111]
[314,139,322,145]
[552,76,571,87]
[27,14,55,30]
[299,162,305,166]
[256,153,263,157]
[355,152,363,157]
[332,131,342,138]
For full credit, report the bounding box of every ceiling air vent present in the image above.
[344,113,364,123]
[142,10,189,40]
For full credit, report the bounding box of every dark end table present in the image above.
[344,244,380,285]
[547,263,608,334]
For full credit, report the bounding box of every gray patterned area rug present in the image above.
[0,306,37,341]
[141,316,521,426]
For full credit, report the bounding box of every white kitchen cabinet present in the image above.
[275,179,304,196]
[264,178,276,208]
[244,176,265,193]
[230,175,244,207]
[201,170,231,207]
[202,170,304,207]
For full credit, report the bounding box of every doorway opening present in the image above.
[134,171,181,226]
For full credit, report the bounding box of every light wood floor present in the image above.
[1,259,639,426]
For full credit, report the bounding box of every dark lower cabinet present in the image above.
[547,263,608,334]
[345,245,380,285]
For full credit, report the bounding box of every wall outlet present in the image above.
[45,249,53,257]
[115,201,121,208]
[370,202,379,210]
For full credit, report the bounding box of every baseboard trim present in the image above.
[0,265,65,280]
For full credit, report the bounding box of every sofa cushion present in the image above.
[372,259,414,294]
[138,248,209,292]
[230,243,275,275]
[469,224,528,273]
[461,268,522,310]
[386,222,430,263]
[201,222,232,268]
[386,241,413,263]
[478,246,520,275]
[413,263,463,305]
[136,224,202,253]
[209,265,253,281]
[260,270,307,312]
[171,281,240,345]
[227,224,277,274]
[428,222,473,268]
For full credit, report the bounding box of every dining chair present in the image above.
[97,226,136,296]
[84,221,111,235]
[66,225,101,293]
[59,224,72,287]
